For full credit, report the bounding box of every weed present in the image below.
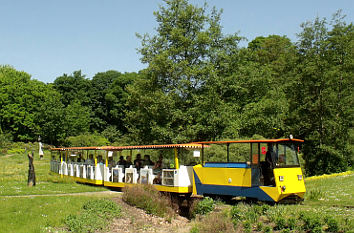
[122,184,174,218]
[230,205,242,222]
[193,197,215,216]
[243,220,252,233]
[263,225,272,233]
[308,189,324,201]
[324,216,339,232]
[300,212,323,231]
[190,225,199,233]
[256,222,264,231]
[287,217,297,230]
[64,199,121,233]
[196,212,235,233]
[274,216,286,230]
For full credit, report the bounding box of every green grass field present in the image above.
[1,150,353,232]
[0,151,119,233]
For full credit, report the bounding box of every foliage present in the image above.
[64,199,121,233]
[65,133,110,147]
[122,184,174,218]
[191,197,215,217]
[0,2,353,176]
[191,211,235,233]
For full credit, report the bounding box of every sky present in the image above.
[0,0,353,83]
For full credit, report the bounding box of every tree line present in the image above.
[0,0,353,175]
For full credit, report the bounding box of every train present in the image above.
[50,138,306,203]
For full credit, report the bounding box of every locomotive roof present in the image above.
[193,138,304,145]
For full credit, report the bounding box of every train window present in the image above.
[203,143,250,162]
[251,143,259,164]
[276,144,300,167]
[260,143,267,162]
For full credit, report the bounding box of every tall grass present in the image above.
[122,184,175,219]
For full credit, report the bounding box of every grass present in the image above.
[0,149,119,233]
[0,194,118,233]
[191,172,354,233]
[64,199,121,233]
[0,151,106,196]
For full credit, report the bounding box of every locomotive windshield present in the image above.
[276,143,300,167]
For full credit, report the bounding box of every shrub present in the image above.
[122,184,174,218]
[64,199,121,233]
[193,197,215,216]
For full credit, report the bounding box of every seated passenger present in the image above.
[134,154,143,169]
[108,157,116,168]
[117,156,126,166]
[143,154,154,167]
[125,156,133,168]
[152,155,163,184]
[77,154,83,163]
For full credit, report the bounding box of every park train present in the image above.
[50,138,306,203]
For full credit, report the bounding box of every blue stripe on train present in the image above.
[193,170,274,202]
[204,162,250,168]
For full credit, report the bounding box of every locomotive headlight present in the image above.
[297,175,303,181]
[279,176,284,182]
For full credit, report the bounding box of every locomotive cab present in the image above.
[192,139,306,203]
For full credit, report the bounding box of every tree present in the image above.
[290,12,353,175]
[53,70,91,107]
[128,0,241,143]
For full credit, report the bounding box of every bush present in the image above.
[64,199,121,233]
[192,197,215,216]
[122,184,174,218]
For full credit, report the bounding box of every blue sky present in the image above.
[1,0,353,83]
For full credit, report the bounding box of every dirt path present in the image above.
[106,197,191,233]
[1,190,120,198]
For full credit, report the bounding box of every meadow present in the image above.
[0,151,120,233]
[0,150,353,232]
